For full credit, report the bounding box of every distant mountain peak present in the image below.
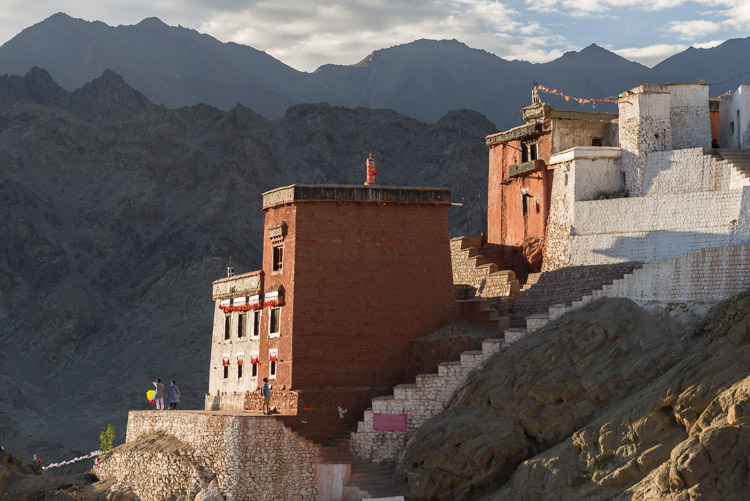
[48,12,73,21]
[136,17,168,28]
[66,69,151,122]
[24,66,56,82]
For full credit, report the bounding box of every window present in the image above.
[273,245,284,272]
[269,350,278,379]
[237,363,243,378]
[251,354,259,378]
[237,313,246,338]
[269,307,281,337]
[522,140,538,162]
[222,356,230,379]
[591,138,603,146]
[224,315,231,340]
[252,310,262,338]
[522,194,530,218]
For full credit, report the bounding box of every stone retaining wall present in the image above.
[95,411,319,501]
[569,188,750,265]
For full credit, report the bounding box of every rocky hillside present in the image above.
[0,69,494,464]
[402,294,750,499]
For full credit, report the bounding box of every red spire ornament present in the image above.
[364,153,378,185]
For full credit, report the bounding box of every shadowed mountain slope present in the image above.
[0,71,495,464]
[654,37,750,96]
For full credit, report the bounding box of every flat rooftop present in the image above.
[262,184,451,209]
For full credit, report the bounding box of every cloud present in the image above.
[667,19,722,39]
[614,43,689,67]
[195,0,573,70]
[614,38,726,67]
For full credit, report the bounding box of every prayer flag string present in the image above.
[42,450,102,470]
[536,85,618,107]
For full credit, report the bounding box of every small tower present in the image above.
[364,153,378,185]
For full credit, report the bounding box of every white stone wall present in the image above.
[569,188,750,265]
[543,147,622,271]
[719,85,750,148]
[619,86,672,196]
[665,83,711,150]
[96,411,320,501]
[642,148,748,195]
[594,245,750,304]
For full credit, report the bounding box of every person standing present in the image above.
[168,380,180,410]
[261,378,271,415]
[153,378,165,411]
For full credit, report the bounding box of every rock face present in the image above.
[0,71,494,463]
[401,292,750,499]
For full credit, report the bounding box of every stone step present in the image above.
[460,350,485,367]
[525,313,549,332]
[438,360,462,376]
[393,383,416,400]
[482,338,504,356]
[503,328,527,344]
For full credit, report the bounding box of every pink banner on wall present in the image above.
[373,413,407,431]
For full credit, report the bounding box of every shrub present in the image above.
[99,424,116,452]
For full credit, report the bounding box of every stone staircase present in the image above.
[513,262,644,315]
[349,337,505,464]
[708,148,750,179]
[318,432,407,500]
[502,262,643,343]
[450,236,520,311]
[510,244,750,337]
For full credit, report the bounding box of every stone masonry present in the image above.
[566,147,750,266]
[450,236,519,303]
[350,338,504,464]
[515,244,750,337]
[618,85,672,197]
[96,411,320,501]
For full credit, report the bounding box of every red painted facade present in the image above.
[257,185,458,439]
[487,131,553,273]
[486,104,617,273]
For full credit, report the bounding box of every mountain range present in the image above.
[2,14,750,129]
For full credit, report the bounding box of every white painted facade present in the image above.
[542,83,748,269]
[205,272,263,411]
[719,85,750,149]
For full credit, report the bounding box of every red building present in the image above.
[207,184,469,440]
[485,103,618,273]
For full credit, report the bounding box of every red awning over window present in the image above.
[222,358,230,367]
[237,356,244,365]
[250,356,259,364]
[269,354,278,362]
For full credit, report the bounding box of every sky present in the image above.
[0,0,748,72]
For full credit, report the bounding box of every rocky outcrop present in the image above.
[401,291,750,499]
